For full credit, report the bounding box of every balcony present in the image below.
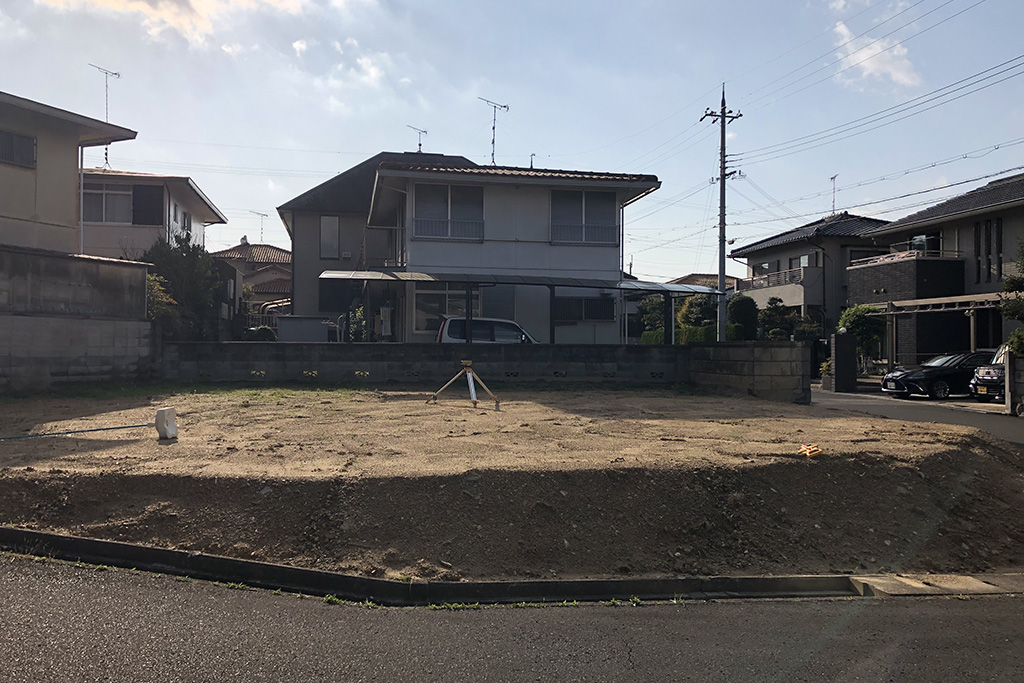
[413,218,484,241]
[847,250,965,304]
[736,267,807,291]
[364,257,407,269]
[849,249,962,267]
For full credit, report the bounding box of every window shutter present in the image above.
[584,191,616,225]
[415,184,449,221]
[450,185,483,221]
[551,190,583,225]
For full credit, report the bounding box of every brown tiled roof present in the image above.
[211,243,291,264]
[877,172,1024,233]
[730,212,889,257]
[668,273,737,288]
[378,162,658,184]
[251,278,292,294]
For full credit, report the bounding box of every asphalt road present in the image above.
[2,555,1023,682]
[812,389,1024,447]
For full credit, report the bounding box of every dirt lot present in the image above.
[1,384,1022,581]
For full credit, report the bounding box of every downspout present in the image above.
[78,147,84,254]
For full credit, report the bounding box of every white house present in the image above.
[81,168,227,259]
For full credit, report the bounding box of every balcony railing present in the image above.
[364,257,407,268]
[736,267,805,291]
[413,218,484,241]
[850,249,962,267]
[551,223,618,246]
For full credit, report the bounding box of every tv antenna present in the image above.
[89,63,120,168]
[406,125,427,152]
[830,174,839,214]
[248,210,268,242]
[478,97,509,165]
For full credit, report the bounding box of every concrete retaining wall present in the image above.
[161,341,812,404]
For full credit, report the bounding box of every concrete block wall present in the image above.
[0,315,152,392]
[686,342,811,404]
[161,341,812,404]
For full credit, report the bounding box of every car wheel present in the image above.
[929,380,951,399]
[974,395,994,403]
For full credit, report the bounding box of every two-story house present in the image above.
[0,90,136,253]
[277,151,711,343]
[847,172,1024,366]
[210,236,292,314]
[729,212,889,331]
[81,168,227,259]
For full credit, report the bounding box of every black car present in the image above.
[881,351,993,399]
[969,344,1008,403]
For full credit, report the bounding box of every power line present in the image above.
[735,54,1024,164]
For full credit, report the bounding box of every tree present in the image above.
[758,297,797,338]
[727,294,758,340]
[637,295,665,333]
[142,234,221,341]
[837,304,885,355]
[676,293,717,328]
[998,238,1024,353]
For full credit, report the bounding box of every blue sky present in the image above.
[3,0,1022,279]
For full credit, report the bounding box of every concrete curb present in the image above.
[0,526,854,605]
[3,527,1020,605]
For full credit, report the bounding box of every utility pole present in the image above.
[701,85,741,342]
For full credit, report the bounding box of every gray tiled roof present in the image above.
[277,152,477,214]
[877,172,1024,232]
[377,162,658,184]
[729,212,889,257]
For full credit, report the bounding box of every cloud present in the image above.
[331,40,344,54]
[292,39,308,57]
[222,42,244,56]
[0,8,32,38]
[33,0,308,44]
[832,21,921,88]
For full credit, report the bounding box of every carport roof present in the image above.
[319,270,718,294]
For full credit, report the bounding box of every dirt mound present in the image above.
[1,387,1022,580]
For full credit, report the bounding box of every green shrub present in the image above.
[1008,328,1024,356]
[243,325,278,342]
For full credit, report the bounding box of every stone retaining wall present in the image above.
[160,341,812,404]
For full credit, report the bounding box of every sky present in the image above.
[3,0,1023,280]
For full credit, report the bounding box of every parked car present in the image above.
[881,351,993,399]
[436,316,538,344]
[969,344,1008,403]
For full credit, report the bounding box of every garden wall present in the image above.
[0,245,153,392]
[160,341,812,404]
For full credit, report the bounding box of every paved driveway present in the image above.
[812,388,1024,447]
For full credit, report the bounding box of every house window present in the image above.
[550,190,618,245]
[414,282,479,332]
[996,218,1003,280]
[413,184,484,241]
[554,296,615,322]
[320,215,340,259]
[0,129,36,169]
[752,261,776,276]
[974,222,982,284]
[788,254,811,270]
[984,220,993,283]
[83,183,133,223]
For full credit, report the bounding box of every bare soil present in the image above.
[1,384,1022,581]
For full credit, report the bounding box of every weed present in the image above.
[428,602,481,611]
[95,564,110,572]
[602,598,621,607]
[629,595,643,607]
[173,575,190,582]
[323,594,345,605]
[272,589,283,596]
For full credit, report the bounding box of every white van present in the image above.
[436,316,538,344]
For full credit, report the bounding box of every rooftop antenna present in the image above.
[89,63,120,168]
[248,210,268,242]
[530,153,535,169]
[830,174,839,214]
[478,97,509,165]
[407,125,427,152]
